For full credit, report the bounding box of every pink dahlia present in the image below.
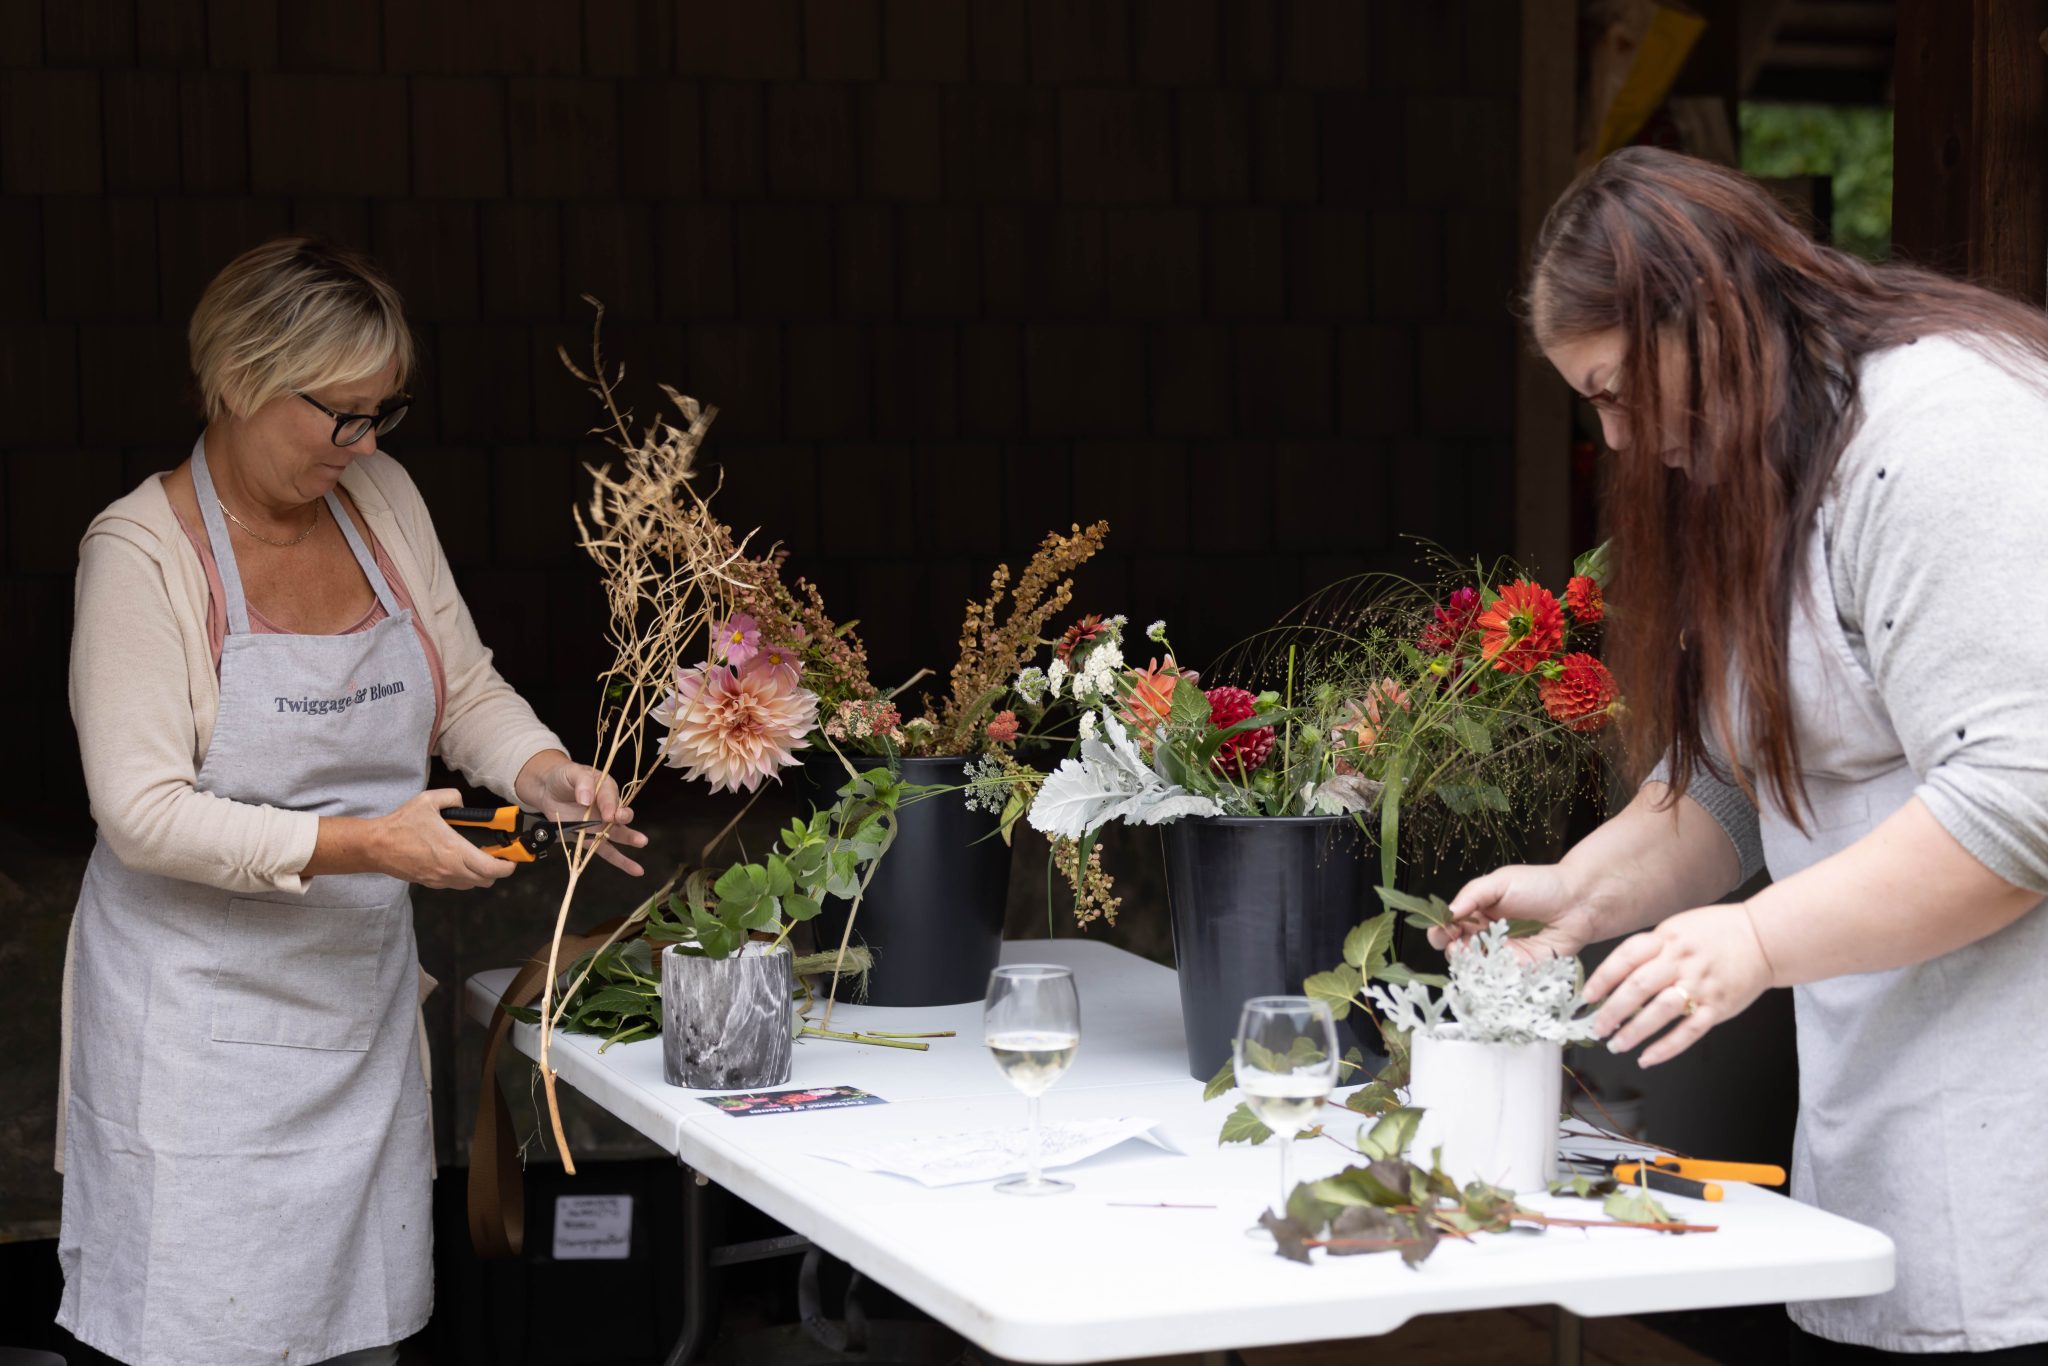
[1420,586,1483,655]
[711,612,762,667]
[655,656,819,794]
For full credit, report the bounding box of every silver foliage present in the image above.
[1027,709,1223,840]
[1367,920,1597,1046]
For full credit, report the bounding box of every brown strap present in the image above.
[467,917,642,1260]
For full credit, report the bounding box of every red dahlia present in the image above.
[1420,586,1483,654]
[1565,575,1605,625]
[1055,614,1108,661]
[1538,653,1620,732]
[1205,686,1275,777]
[1476,581,1565,674]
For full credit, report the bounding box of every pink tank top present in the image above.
[177,509,448,743]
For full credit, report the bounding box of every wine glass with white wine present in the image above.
[984,964,1081,1197]
[1235,996,1340,1229]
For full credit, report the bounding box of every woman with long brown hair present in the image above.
[1436,147,2048,1361]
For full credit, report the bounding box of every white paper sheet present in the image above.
[815,1117,1182,1187]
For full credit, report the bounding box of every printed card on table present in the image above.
[700,1084,887,1117]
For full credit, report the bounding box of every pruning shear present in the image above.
[442,806,604,863]
[1563,1154,1787,1203]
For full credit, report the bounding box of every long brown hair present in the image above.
[1528,147,2048,824]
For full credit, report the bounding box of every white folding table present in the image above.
[464,938,1892,1365]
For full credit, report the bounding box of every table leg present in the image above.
[662,1168,719,1366]
[1552,1307,1584,1366]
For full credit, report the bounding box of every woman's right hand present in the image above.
[1428,862,1607,961]
[372,789,517,890]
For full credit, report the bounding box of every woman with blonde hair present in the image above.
[1436,148,2048,1360]
[58,237,646,1366]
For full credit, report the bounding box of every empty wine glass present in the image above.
[984,964,1081,1197]
[1235,996,1340,1226]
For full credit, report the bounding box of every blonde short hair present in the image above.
[188,237,415,422]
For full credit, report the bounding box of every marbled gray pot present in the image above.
[661,942,795,1090]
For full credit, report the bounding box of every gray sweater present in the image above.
[1658,335,2048,895]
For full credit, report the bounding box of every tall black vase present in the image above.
[804,753,1011,1007]
[1159,814,1376,1081]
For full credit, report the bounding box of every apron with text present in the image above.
[1762,506,2048,1352]
[58,438,437,1366]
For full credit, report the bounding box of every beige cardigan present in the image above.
[69,449,564,893]
[59,451,564,1175]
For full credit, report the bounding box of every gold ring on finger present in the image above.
[1675,985,1698,1016]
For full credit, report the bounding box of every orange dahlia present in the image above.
[1476,581,1565,674]
[1333,678,1410,773]
[1538,653,1619,732]
[1565,575,1605,625]
[1121,656,1197,745]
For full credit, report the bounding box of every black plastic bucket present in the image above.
[1159,814,1377,1080]
[804,753,1011,1007]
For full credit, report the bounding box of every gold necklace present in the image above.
[218,496,322,547]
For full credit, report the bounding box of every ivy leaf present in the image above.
[1203,1057,1236,1103]
[1395,1211,1440,1267]
[1303,965,1362,1021]
[1343,1081,1403,1118]
[1258,1209,1315,1264]
[1343,912,1395,973]
[1219,1102,1274,1146]
[1360,1106,1425,1162]
[1605,1187,1679,1227]
[1550,1172,1619,1200]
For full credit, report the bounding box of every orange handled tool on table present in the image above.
[1611,1157,1789,1203]
[441,806,603,863]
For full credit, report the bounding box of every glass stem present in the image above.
[1026,1093,1044,1187]
[1278,1131,1292,1213]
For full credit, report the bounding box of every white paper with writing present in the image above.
[553,1193,633,1260]
[814,1117,1180,1187]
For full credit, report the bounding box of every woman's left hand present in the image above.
[1582,904,1775,1066]
[521,758,649,877]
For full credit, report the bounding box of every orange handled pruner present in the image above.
[1612,1157,1788,1202]
[441,806,602,863]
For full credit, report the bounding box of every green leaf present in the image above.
[1342,1081,1403,1118]
[1604,1186,1679,1227]
[783,892,821,923]
[1258,1209,1315,1264]
[1203,1058,1237,1103]
[1374,885,1449,924]
[1303,965,1362,1021]
[503,1005,540,1025]
[1343,912,1395,973]
[1549,1172,1619,1200]
[1573,540,1611,585]
[1168,678,1210,730]
[1360,1106,1425,1162]
[713,863,758,907]
[1503,918,1547,938]
[1241,1038,1289,1074]
[1218,1102,1274,1146]
[1451,715,1493,754]
[763,854,795,898]
[1378,1026,1412,1091]
[1476,784,1512,813]
[738,894,781,932]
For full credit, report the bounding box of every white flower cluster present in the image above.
[1069,639,1123,702]
[1014,666,1048,704]
[1367,921,1597,1046]
[962,754,1011,815]
[1045,658,1070,698]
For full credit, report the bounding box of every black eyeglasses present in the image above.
[299,391,411,447]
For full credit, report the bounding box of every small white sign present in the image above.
[553,1194,633,1260]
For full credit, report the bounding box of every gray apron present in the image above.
[1764,507,2048,1352]
[58,438,437,1366]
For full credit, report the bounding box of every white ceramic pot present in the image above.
[1406,1033,1562,1192]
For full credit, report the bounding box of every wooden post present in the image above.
[1514,0,1579,582]
[1894,0,2048,301]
